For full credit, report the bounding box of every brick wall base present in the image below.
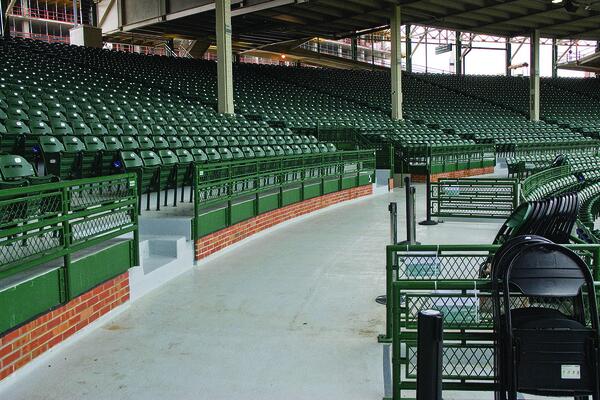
[0,273,130,381]
[411,166,495,183]
[195,184,373,260]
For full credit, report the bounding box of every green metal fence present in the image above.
[521,164,571,200]
[429,178,519,219]
[0,174,139,334]
[396,143,496,175]
[192,150,376,240]
[381,243,600,400]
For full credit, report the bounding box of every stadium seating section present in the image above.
[0,36,599,204]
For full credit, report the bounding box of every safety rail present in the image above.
[0,174,139,333]
[192,150,375,239]
[0,174,139,281]
[398,143,495,175]
[382,243,600,399]
[429,178,519,219]
[520,164,571,200]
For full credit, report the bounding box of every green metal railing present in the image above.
[521,164,571,200]
[0,174,139,333]
[430,178,519,219]
[382,243,600,400]
[192,150,376,240]
[397,143,496,175]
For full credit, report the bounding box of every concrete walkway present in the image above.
[0,184,501,400]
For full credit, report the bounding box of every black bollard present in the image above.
[417,310,444,400]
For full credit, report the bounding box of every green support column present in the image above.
[216,0,234,114]
[390,5,403,120]
[351,37,358,61]
[552,38,558,79]
[506,38,512,76]
[530,30,540,122]
[455,31,462,75]
[405,24,412,73]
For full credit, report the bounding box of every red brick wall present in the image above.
[0,273,130,381]
[411,166,495,183]
[196,184,373,260]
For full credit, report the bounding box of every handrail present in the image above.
[0,173,139,281]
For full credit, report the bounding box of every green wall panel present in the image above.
[0,269,62,334]
[282,188,301,206]
[68,241,133,298]
[359,174,372,186]
[341,176,358,189]
[258,193,279,214]
[198,207,228,236]
[303,183,322,199]
[231,200,256,225]
[323,179,340,194]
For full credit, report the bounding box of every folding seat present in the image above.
[121,123,139,136]
[167,136,182,150]
[272,145,285,156]
[290,144,303,155]
[0,154,57,190]
[82,136,107,177]
[121,136,140,151]
[216,136,229,147]
[230,147,245,160]
[317,143,329,153]
[218,147,234,161]
[205,136,218,147]
[157,150,180,207]
[152,136,169,151]
[118,150,162,211]
[138,136,155,150]
[190,148,208,164]
[175,148,195,201]
[40,136,80,180]
[1,119,30,154]
[180,136,194,149]
[205,148,221,162]
[6,107,28,121]
[191,136,206,148]
[163,125,178,136]
[50,120,74,136]
[263,146,276,157]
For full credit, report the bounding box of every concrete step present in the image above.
[130,235,195,300]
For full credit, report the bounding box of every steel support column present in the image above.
[216,0,234,114]
[455,31,462,75]
[552,38,558,79]
[529,30,540,122]
[390,5,402,120]
[351,36,357,61]
[406,24,412,73]
[506,38,512,76]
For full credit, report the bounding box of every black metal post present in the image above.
[420,165,438,226]
[399,176,420,245]
[389,202,398,245]
[417,310,444,400]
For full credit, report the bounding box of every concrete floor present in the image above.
[0,183,503,400]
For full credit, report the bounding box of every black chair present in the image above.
[492,236,600,400]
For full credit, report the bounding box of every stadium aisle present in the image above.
[0,186,501,400]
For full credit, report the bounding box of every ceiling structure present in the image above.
[108,0,600,49]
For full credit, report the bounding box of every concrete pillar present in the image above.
[455,31,462,75]
[529,30,540,122]
[390,5,402,120]
[506,38,512,77]
[215,0,234,115]
[405,24,412,73]
[351,37,357,61]
[551,38,558,79]
[0,0,8,37]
